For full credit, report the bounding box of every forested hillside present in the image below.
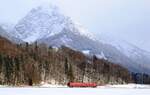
[0,36,145,86]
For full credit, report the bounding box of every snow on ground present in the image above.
[0,84,150,95]
[0,88,150,95]
[98,84,150,89]
[39,82,67,88]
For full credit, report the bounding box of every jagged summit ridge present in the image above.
[13,4,95,43]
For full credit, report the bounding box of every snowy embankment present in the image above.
[32,82,149,89]
[98,84,150,89]
[0,83,150,89]
[39,82,67,88]
[39,82,150,89]
[41,84,150,89]
[0,83,150,95]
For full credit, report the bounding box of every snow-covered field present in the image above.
[0,84,150,95]
[0,88,150,95]
[98,84,150,89]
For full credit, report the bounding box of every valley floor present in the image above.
[0,84,150,95]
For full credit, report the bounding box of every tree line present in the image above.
[0,38,149,86]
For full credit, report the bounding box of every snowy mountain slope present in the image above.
[99,34,150,73]
[13,5,95,43]
[12,4,150,74]
[0,26,22,43]
[0,23,15,33]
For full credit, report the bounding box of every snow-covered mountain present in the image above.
[13,5,94,43]
[0,26,22,43]
[12,4,150,74]
[99,34,150,73]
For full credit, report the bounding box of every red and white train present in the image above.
[67,82,97,88]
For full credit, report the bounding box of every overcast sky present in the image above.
[0,0,150,52]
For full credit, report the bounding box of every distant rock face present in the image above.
[12,4,150,74]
